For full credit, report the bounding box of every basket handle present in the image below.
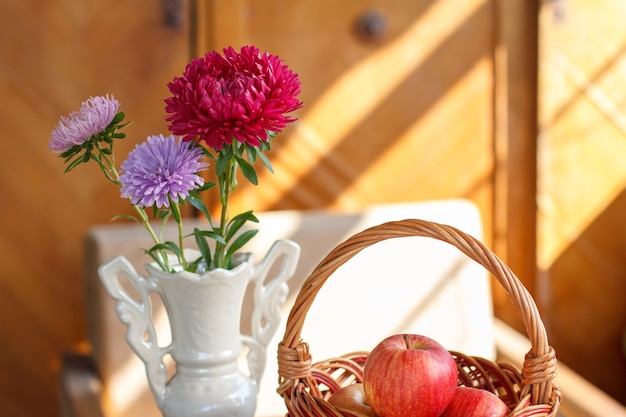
[279,218,557,407]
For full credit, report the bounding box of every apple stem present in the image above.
[403,334,410,349]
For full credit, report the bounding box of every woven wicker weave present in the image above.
[276,219,562,417]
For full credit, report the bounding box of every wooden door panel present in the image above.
[539,0,626,404]
[203,0,496,236]
[199,0,531,339]
[0,1,190,416]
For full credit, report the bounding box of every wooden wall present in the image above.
[538,0,626,403]
[0,1,502,415]
[0,1,190,416]
[196,0,537,366]
[1,0,624,416]
[198,0,496,218]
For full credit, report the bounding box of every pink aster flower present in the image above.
[119,134,208,208]
[49,95,120,153]
[165,45,302,150]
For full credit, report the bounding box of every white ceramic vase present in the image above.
[98,239,300,417]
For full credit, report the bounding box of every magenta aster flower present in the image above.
[49,95,120,153]
[119,134,208,208]
[165,45,302,150]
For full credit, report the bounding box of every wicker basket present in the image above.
[276,219,562,417]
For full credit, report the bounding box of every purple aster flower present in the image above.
[49,95,120,153]
[119,134,208,208]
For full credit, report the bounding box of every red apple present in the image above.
[328,383,377,417]
[440,386,510,417]
[362,334,457,417]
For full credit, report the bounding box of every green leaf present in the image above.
[266,130,277,140]
[186,256,206,273]
[111,111,125,125]
[200,145,217,161]
[59,145,82,159]
[256,149,274,174]
[144,241,184,272]
[260,134,273,151]
[169,198,181,223]
[64,155,86,173]
[111,214,140,224]
[245,147,254,163]
[233,141,245,158]
[187,191,211,222]
[145,251,167,271]
[192,227,212,267]
[147,241,183,258]
[188,229,226,245]
[225,219,246,242]
[230,210,259,223]
[216,146,232,176]
[224,229,258,262]
[244,144,256,163]
[157,209,171,219]
[216,154,228,176]
[225,211,259,242]
[156,210,170,238]
[118,120,132,129]
[237,157,258,185]
[195,181,216,192]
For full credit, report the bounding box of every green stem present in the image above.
[214,156,235,269]
[174,201,188,270]
[95,144,170,270]
[94,142,121,187]
[132,203,170,271]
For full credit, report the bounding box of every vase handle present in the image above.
[98,256,168,406]
[244,239,300,386]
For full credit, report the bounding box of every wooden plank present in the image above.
[199,0,496,240]
[196,0,249,53]
[0,1,191,416]
[537,0,626,403]
[492,0,539,333]
[495,319,626,417]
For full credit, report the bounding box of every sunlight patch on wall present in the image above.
[230,0,487,211]
[538,52,626,268]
